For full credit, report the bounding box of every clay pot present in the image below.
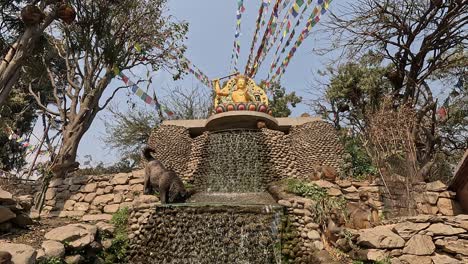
[57,4,76,24]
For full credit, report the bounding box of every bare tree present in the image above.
[29,0,187,178]
[162,85,212,120]
[317,0,467,166]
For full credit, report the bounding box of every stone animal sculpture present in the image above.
[142,147,190,204]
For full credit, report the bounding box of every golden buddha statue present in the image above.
[212,74,268,108]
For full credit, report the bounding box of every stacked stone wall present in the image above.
[147,125,192,176]
[127,204,283,264]
[40,170,159,221]
[290,121,344,176]
[347,215,468,263]
[150,121,344,191]
[186,129,298,192]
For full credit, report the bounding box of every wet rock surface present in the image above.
[128,204,283,264]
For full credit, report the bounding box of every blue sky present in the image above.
[31,0,342,167]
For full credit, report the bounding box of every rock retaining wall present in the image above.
[41,170,159,220]
[348,215,468,263]
[40,170,461,223]
[146,121,344,189]
[127,204,283,264]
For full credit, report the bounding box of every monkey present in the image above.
[142,147,191,204]
[256,120,267,129]
[21,5,45,26]
[0,251,12,264]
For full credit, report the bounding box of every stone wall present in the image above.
[147,120,344,191]
[0,177,38,196]
[185,129,297,192]
[347,215,468,263]
[147,125,192,176]
[127,204,283,264]
[41,170,159,221]
[40,170,461,223]
[289,121,344,175]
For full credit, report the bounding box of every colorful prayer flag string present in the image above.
[180,56,212,88]
[245,1,269,75]
[270,0,332,82]
[118,72,168,116]
[268,0,313,80]
[230,0,245,72]
[247,0,283,78]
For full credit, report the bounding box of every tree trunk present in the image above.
[0,14,55,107]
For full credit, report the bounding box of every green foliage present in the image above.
[286,179,328,200]
[102,105,159,165]
[285,179,347,226]
[74,159,135,176]
[100,207,130,264]
[111,207,129,233]
[37,257,64,264]
[262,82,302,117]
[342,135,378,179]
[0,89,37,171]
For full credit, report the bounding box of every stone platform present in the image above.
[187,192,277,205]
[205,111,279,131]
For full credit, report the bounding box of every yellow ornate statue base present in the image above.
[212,75,270,115]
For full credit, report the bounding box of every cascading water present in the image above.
[201,129,269,193]
[130,128,284,263]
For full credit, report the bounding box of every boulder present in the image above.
[424,192,439,204]
[82,214,112,222]
[427,223,466,236]
[439,239,468,256]
[74,202,90,212]
[310,180,338,189]
[327,188,342,196]
[0,189,14,204]
[103,204,120,214]
[437,198,460,216]
[44,223,97,249]
[95,221,115,236]
[65,254,85,264]
[111,173,129,185]
[63,200,76,211]
[92,194,114,205]
[426,181,447,192]
[11,213,33,227]
[307,230,321,240]
[392,222,430,239]
[402,235,435,255]
[41,240,65,258]
[367,249,389,261]
[336,179,352,188]
[431,253,463,264]
[399,254,432,264]
[81,183,97,193]
[357,226,405,249]
[0,206,16,224]
[83,193,97,203]
[0,242,36,264]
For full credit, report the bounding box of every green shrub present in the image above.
[285,179,347,226]
[111,207,129,233]
[99,207,130,264]
[342,135,378,179]
[37,257,64,264]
